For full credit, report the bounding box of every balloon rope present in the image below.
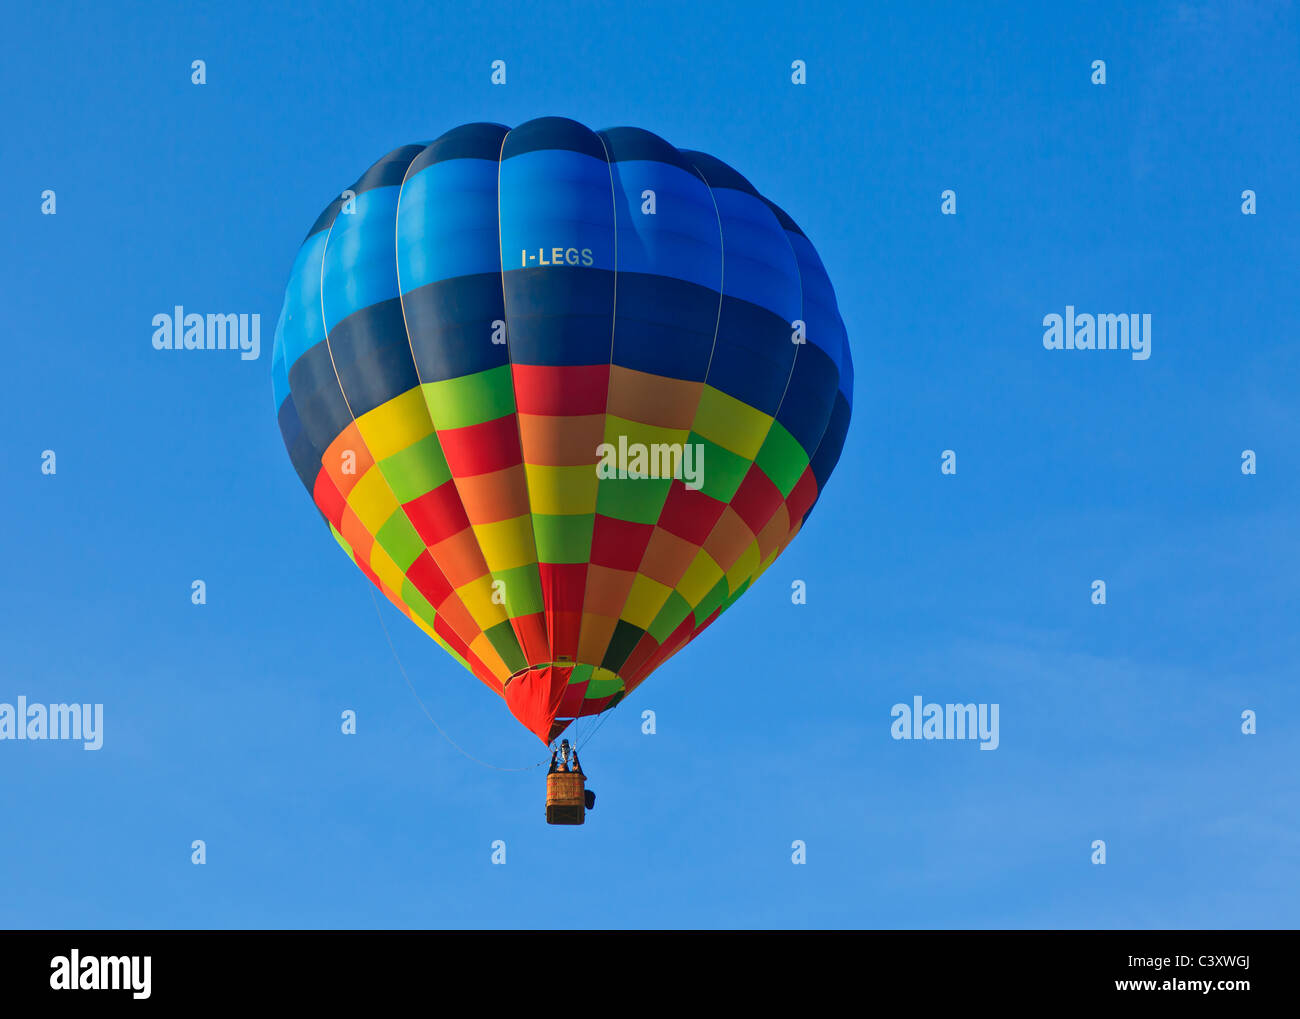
[574,689,623,752]
[369,589,550,773]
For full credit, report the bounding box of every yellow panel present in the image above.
[468,632,510,678]
[603,415,689,450]
[470,514,537,572]
[676,549,724,606]
[455,574,511,628]
[621,572,673,630]
[524,463,599,515]
[693,386,772,460]
[368,542,407,595]
[724,541,760,593]
[754,544,782,581]
[356,386,435,462]
[590,666,623,686]
[346,466,399,534]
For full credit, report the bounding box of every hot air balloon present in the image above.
[271,117,853,779]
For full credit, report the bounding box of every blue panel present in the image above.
[287,339,355,451]
[706,298,796,415]
[784,231,844,371]
[354,144,428,192]
[271,302,291,410]
[321,185,405,332]
[838,326,854,406]
[325,298,420,419]
[606,273,718,381]
[277,232,330,370]
[775,343,839,457]
[498,126,615,366]
[503,116,606,160]
[707,187,802,320]
[607,158,721,290]
[501,267,615,366]
[277,392,325,494]
[678,149,760,198]
[398,157,504,290]
[499,149,616,272]
[805,392,851,518]
[407,122,508,176]
[401,274,510,382]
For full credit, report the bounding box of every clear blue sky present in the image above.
[3,0,1297,929]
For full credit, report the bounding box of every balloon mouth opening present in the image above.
[503,661,629,743]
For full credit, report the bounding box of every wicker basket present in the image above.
[546,771,586,825]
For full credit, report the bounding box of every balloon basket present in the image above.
[546,771,586,825]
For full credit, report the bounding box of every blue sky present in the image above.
[3,0,1297,929]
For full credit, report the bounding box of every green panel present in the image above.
[693,576,731,624]
[724,578,750,607]
[376,510,427,570]
[530,512,595,564]
[484,620,527,674]
[754,420,810,498]
[422,365,516,430]
[329,522,354,558]
[492,563,545,617]
[379,431,452,503]
[568,663,594,685]
[648,590,692,643]
[688,433,751,503]
[401,578,440,628]
[585,675,624,698]
[594,475,672,524]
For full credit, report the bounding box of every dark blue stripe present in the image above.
[287,340,356,452]
[277,394,326,494]
[599,126,696,173]
[502,267,614,366]
[609,274,717,381]
[707,297,796,414]
[325,299,421,419]
[503,116,607,160]
[408,122,508,175]
[402,274,511,382]
[804,392,851,519]
[679,149,760,198]
[775,342,839,457]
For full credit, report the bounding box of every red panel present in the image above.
[656,480,727,545]
[404,551,455,610]
[589,515,654,571]
[785,467,819,524]
[555,679,589,719]
[432,613,473,659]
[511,612,551,666]
[512,364,609,416]
[618,631,663,681]
[577,694,615,717]
[729,465,784,536]
[504,665,574,743]
[404,481,471,546]
[312,470,346,528]
[538,562,588,612]
[437,415,522,476]
[547,611,583,662]
[355,557,382,590]
[627,613,695,684]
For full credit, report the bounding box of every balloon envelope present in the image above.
[272,117,853,743]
